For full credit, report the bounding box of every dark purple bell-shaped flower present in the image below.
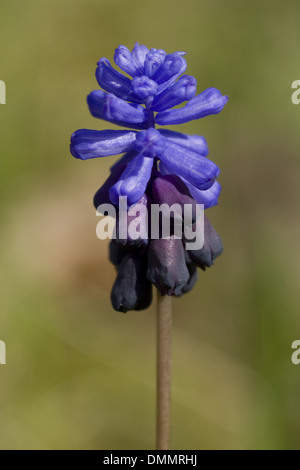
[111,249,152,313]
[114,193,149,249]
[151,174,198,228]
[180,262,198,295]
[147,237,190,296]
[184,215,223,270]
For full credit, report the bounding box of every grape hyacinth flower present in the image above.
[70,43,228,313]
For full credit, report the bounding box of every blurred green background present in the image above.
[0,0,300,450]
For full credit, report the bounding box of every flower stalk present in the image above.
[156,291,172,450]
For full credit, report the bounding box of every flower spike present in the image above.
[70,43,228,311]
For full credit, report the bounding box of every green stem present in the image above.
[156,291,172,450]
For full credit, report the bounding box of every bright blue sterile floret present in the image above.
[71,42,228,210]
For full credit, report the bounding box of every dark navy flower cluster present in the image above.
[70,43,228,312]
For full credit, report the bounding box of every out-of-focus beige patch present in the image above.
[2,175,115,291]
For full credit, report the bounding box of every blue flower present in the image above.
[70,42,228,208]
[71,44,228,311]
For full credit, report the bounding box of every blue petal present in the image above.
[134,128,166,158]
[152,75,197,111]
[131,76,158,100]
[95,58,142,103]
[131,43,149,75]
[154,53,187,95]
[154,52,187,84]
[70,129,137,160]
[158,129,209,157]
[144,49,166,78]
[114,45,137,77]
[159,161,221,208]
[87,90,149,129]
[156,88,229,125]
[156,139,219,190]
[109,154,154,206]
[181,179,221,209]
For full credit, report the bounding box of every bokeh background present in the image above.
[0,0,300,450]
